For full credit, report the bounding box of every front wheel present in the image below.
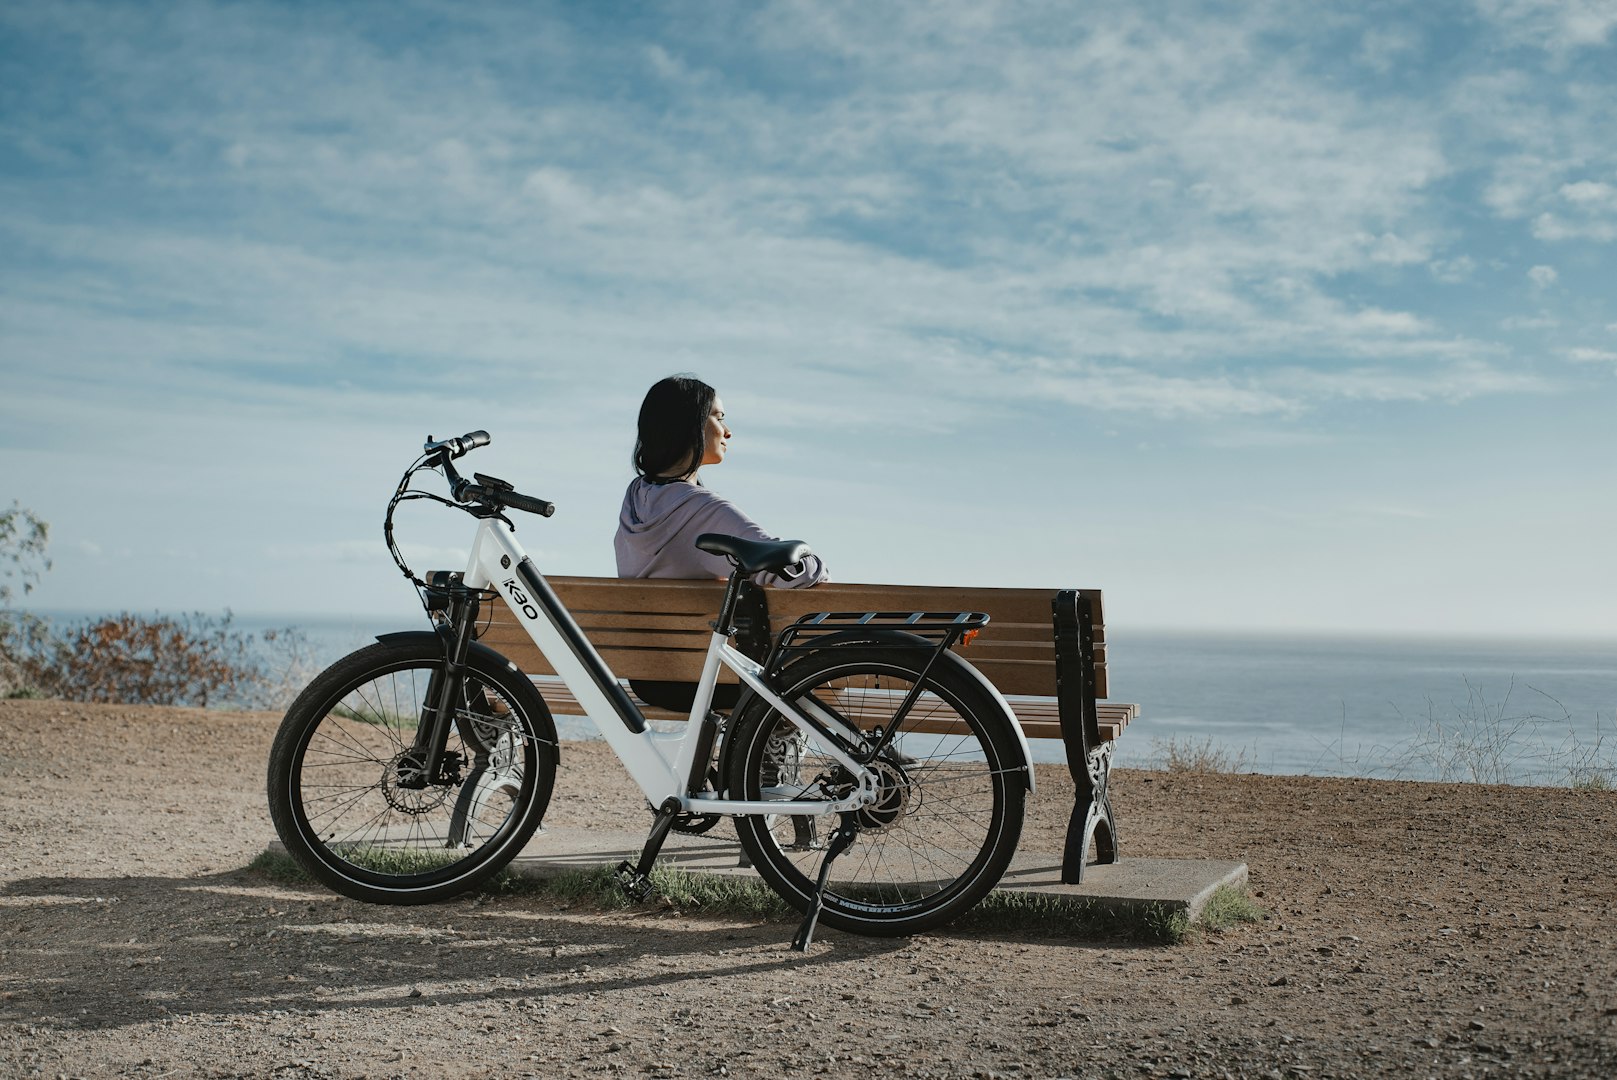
[725,646,1026,937]
[267,638,558,904]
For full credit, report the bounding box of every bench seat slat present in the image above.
[525,675,1135,743]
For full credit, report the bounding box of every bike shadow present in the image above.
[0,865,907,1030]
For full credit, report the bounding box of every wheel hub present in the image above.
[382,750,451,815]
[856,757,914,830]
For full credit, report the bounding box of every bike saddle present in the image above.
[695,533,812,574]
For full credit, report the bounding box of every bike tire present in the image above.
[267,638,558,905]
[725,646,1025,936]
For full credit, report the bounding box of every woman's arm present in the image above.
[685,489,830,588]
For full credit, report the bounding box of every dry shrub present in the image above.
[2,611,301,709]
[1150,734,1250,774]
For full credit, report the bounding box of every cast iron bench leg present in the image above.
[1055,590,1120,885]
[1062,743,1118,884]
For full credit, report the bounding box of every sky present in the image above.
[2,0,1615,639]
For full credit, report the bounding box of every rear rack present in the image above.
[775,610,989,655]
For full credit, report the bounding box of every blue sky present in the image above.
[2,0,1614,638]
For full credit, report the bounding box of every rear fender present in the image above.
[755,629,1035,793]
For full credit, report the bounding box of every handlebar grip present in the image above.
[425,430,491,460]
[451,430,490,456]
[503,490,557,518]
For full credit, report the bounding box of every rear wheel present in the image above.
[267,639,558,904]
[725,646,1025,936]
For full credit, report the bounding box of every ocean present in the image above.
[25,610,1617,787]
[1103,629,1616,785]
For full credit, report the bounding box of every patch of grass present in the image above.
[482,866,630,906]
[957,890,1191,944]
[649,867,794,920]
[1383,680,1617,789]
[1392,679,1553,785]
[331,702,416,729]
[488,866,792,918]
[1559,718,1615,791]
[1570,769,1614,791]
[1150,735,1250,775]
[247,846,517,889]
[336,847,465,876]
[247,849,313,885]
[245,851,1242,947]
[512,867,1194,943]
[1196,884,1264,933]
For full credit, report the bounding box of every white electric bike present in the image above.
[267,432,1031,948]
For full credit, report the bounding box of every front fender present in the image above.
[374,630,527,676]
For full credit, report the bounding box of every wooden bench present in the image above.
[471,576,1137,883]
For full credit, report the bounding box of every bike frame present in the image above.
[460,516,879,817]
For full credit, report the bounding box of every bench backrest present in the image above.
[473,576,1110,700]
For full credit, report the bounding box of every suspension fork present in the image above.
[409,583,482,783]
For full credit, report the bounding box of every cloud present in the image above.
[1534,212,1617,242]
[1018,365,1299,419]
[1473,0,1617,53]
[1273,360,1550,404]
[0,0,1608,444]
[1502,314,1559,330]
[1528,264,1559,287]
[1429,256,1477,283]
[1,1,1614,636]
[1356,25,1423,72]
[1561,179,1617,205]
[1352,504,1437,521]
[260,539,468,568]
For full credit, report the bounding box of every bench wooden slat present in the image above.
[490,639,746,683]
[526,577,1111,700]
[536,611,717,631]
[526,675,1137,743]
[548,576,728,612]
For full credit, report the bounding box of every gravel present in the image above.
[2,698,1614,1078]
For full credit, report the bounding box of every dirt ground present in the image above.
[1,699,1613,1079]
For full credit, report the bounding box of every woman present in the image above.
[615,374,828,712]
[615,374,829,588]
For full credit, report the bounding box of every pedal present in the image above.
[615,796,683,904]
[614,860,654,902]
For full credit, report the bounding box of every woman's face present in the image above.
[700,396,731,468]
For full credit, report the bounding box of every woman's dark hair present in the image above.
[633,374,716,481]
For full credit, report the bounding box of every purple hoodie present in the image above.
[614,477,829,588]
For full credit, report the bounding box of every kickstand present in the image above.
[615,797,682,902]
[790,813,860,953]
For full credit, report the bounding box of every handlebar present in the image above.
[421,431,556,518]
[458,480,556,518]
[388,429,556,592]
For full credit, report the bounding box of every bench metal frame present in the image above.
[1053,590,1118,884]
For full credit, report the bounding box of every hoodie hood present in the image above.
[613,476,829,587]
[614,478,734,580]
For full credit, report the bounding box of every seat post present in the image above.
[714,565,748,637]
